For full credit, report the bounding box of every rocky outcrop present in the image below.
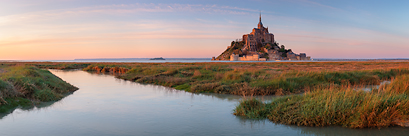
[214,41,245,60]
[215,42,311,61]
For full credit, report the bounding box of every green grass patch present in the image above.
[174,83,191,91]
[0,98,32,113]
[0,65,78,113]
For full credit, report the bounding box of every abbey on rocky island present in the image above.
[212,14,311,61]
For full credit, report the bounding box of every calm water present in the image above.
[0,70,408,136]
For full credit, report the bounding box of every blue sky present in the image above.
[1,0,408,60]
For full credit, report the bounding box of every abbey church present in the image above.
[242,14,275,52]
[213,14,311,61]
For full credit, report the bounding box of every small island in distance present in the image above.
[212,14,310,61]
[150,57,165,60]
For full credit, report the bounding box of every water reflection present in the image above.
[0,69,408,136]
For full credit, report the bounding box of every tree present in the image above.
[279,45,286,52]
[279,48,285,53]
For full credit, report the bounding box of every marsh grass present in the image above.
[0,80,18,102]
[0,65,78,113]
[234,75,409,128]
[35,63,90,70]
[3,61,409,128]
[74,62,409,95]
[6,61,409,96]
[0,97,32,113]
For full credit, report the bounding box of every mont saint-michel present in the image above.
[212,14,311,61]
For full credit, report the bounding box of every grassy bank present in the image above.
[0,64,78,113]
[78,62,409,95]
[3,61,408,96]
[234,74,409,128]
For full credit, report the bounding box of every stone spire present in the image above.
[258,12,263,29]
[259,12,261,22]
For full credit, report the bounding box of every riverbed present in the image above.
[0,70,408,136]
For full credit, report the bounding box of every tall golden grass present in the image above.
[234,75,409,128]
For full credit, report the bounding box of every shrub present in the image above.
[234,98,270,119]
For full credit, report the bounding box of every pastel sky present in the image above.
[1,0,408,60]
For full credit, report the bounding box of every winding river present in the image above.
[0,70,408,136]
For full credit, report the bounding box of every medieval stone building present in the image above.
[213,13,311,61]
[242,14,274,52]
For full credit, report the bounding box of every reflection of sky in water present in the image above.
[0,70,407,136]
